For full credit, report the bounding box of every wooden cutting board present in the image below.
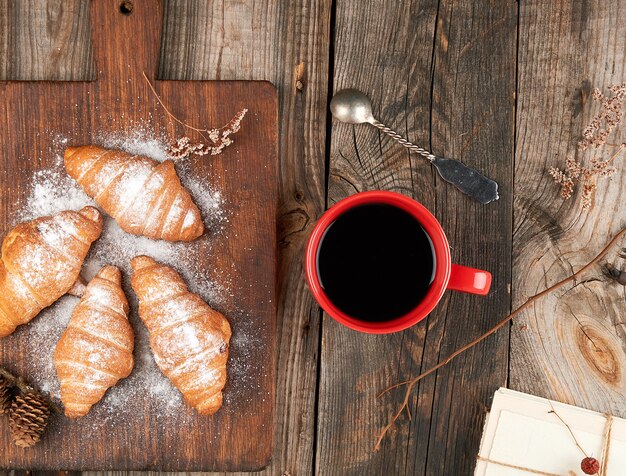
[0,0,277,471]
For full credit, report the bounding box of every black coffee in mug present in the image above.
[316,203,435,322]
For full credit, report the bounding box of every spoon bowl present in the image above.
[330,89,375,124]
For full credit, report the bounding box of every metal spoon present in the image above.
[330,89,499,204]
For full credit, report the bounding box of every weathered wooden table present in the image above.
[1,1,625,475]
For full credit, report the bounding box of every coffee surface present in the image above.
[317,203,435,322]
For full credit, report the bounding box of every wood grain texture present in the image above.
[0,0,331,474]
[0,0,94,80]
[7,0,626,475]
[0,0,277,470]
[317,0,516,474]
[510,0,626,415]
[158,0,278,81]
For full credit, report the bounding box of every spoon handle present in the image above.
[370,120,435,162]
[432,157,499,204]
[370,120,499,204]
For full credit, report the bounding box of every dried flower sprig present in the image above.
[549,82,626,209]
[142,71,247,160]
[168,108,248,160]
[580,83,626,150]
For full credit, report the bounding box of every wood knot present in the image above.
[574,324,621,385]
[279,207,311,247]
[119,1,133,15]
[294,62,305,92]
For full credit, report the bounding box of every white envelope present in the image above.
[475,388,626,475]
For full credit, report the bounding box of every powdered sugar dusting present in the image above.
[108,159,154,207]
[183,175,227,231]
[5,128,264,431]
[24,296,74,396]
[36,220,79,261]
[19,166,95,221]
[94,127,171,163]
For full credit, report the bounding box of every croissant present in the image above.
[0,207,103,337]
[130,256,231,415]
[54,265,134,417]
[64,145,204,242]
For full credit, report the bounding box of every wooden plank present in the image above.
[0,1,7,79]
[0,0,332,474]
[510,1,626,415]
[0,0,93,80]
[158,0,278,81]
[160,0,333,474]
[317,0,516,474]
[0,3,90,474]
[0,0,277,470]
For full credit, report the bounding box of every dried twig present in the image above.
[142,72,208,135]
[548,403,588,458]
[374,225,626,451]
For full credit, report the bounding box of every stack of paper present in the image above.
[475,388,626,475]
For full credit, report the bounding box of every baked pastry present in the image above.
[0,207,102,337]
[54,265,134,417]
[130,256,231,415]
[64,145,204,242]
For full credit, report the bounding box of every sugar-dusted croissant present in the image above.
[0,207,103,337]
[64,145,204,242]
[54,265,134,417]
[130,256,231,415]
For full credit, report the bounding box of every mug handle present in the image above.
[447,264,492,295]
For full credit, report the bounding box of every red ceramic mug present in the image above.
[304,191,491,334]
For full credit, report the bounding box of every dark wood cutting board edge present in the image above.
[0,0,277,471]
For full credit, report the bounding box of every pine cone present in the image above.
[0,374,14,414]
[9,391,51,448]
